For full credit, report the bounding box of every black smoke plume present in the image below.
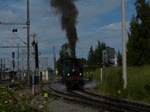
[50,0,78,58]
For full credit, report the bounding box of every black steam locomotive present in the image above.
[61,58,84,89]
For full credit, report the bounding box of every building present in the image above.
[102,46,117,67]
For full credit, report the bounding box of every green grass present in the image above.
[90,65,150,103]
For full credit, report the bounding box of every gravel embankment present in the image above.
[47,99,99,112]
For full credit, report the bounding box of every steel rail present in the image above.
[41,83,120,111]
[79,90,150,112]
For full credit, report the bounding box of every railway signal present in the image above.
[31,33,39,95]
[12,52,15,59]
[32,34,39,69]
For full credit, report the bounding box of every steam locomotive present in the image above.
[61,58,84,89]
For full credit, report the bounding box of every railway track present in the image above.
[41,83,110,111]
[71,90,150,112]
[79,90,150,112]
[41,82,150,112]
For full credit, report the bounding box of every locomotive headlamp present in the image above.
[79,73,82,76]
[67,73,70,76]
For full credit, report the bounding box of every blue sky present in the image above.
[0,0,136,68]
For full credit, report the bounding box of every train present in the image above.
[60,57,84,90]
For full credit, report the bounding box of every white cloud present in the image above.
[102,22,121,30]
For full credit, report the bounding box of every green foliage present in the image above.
[95,41,106,65]
[93,65,150,103]
[125,65,150,101]
[80,58,87,65]
[85,41,106,73]
[117,50,122,66]
[83,65,99,78]
[87,41,106,66]
[87,46,96,65]
[95,67,123,96]
[127,0,150,65]
[59,43,71,59]
[0,84,48,112]
[56,43,71,71]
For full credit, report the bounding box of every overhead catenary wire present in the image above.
[8,29,27,45]
[0,0,26,22]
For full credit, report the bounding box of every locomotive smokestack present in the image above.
[50,0,78,58]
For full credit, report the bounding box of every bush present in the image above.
[0,83,48,112]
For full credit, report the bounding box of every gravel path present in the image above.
[32,93,100,112]
[47,99,99,112]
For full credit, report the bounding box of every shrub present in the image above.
[0,83,47,112]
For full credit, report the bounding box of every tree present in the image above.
[95,41,106,66]
[127,0,150,65]
[127,16,141,65]
[59,43,71,59]
[80,58,87,65]
[87,46,96,65]
[87,41,106,66]
[56,43,71,71]
[117,50,122,66]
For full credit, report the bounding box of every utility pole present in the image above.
[121,0,127,89]
[27,0,30,86]
[3,58,5,70]
[53,46,56,78]
[12,52,15,80]
[0,59,2,79]
[17,44,19,72]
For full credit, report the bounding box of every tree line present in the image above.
[127,0,150,66]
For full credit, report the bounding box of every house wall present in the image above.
[42,70,49,81]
